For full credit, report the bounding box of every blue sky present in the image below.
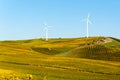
[0,0,120,40]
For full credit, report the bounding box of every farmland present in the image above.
[0,37,120,80]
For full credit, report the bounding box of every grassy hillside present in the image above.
[0,36,120,80]
[67,44,120,61]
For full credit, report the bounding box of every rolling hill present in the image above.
[0,36,120,80]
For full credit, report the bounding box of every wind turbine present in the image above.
[44,23,51,41]
[83,14,92,38]
[44,23,49,41]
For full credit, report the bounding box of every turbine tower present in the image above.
[86,14,91,38]
[44,23,49,41]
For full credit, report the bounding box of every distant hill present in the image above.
[1,36,120,61]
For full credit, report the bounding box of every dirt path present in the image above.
[31,64,120,76]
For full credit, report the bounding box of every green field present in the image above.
[0,37,120,80]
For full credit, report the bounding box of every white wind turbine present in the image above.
[44,23,52,41]
[82,14,92,38]
[44,23,49,41]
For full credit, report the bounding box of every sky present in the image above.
[0,0,120,40]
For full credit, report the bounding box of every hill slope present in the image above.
[67,37,120,61]
[0,36,120,80]
[0,37,120,61]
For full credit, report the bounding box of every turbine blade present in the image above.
[88,19,92,24]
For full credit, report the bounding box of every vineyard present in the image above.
[67,44,120,61]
